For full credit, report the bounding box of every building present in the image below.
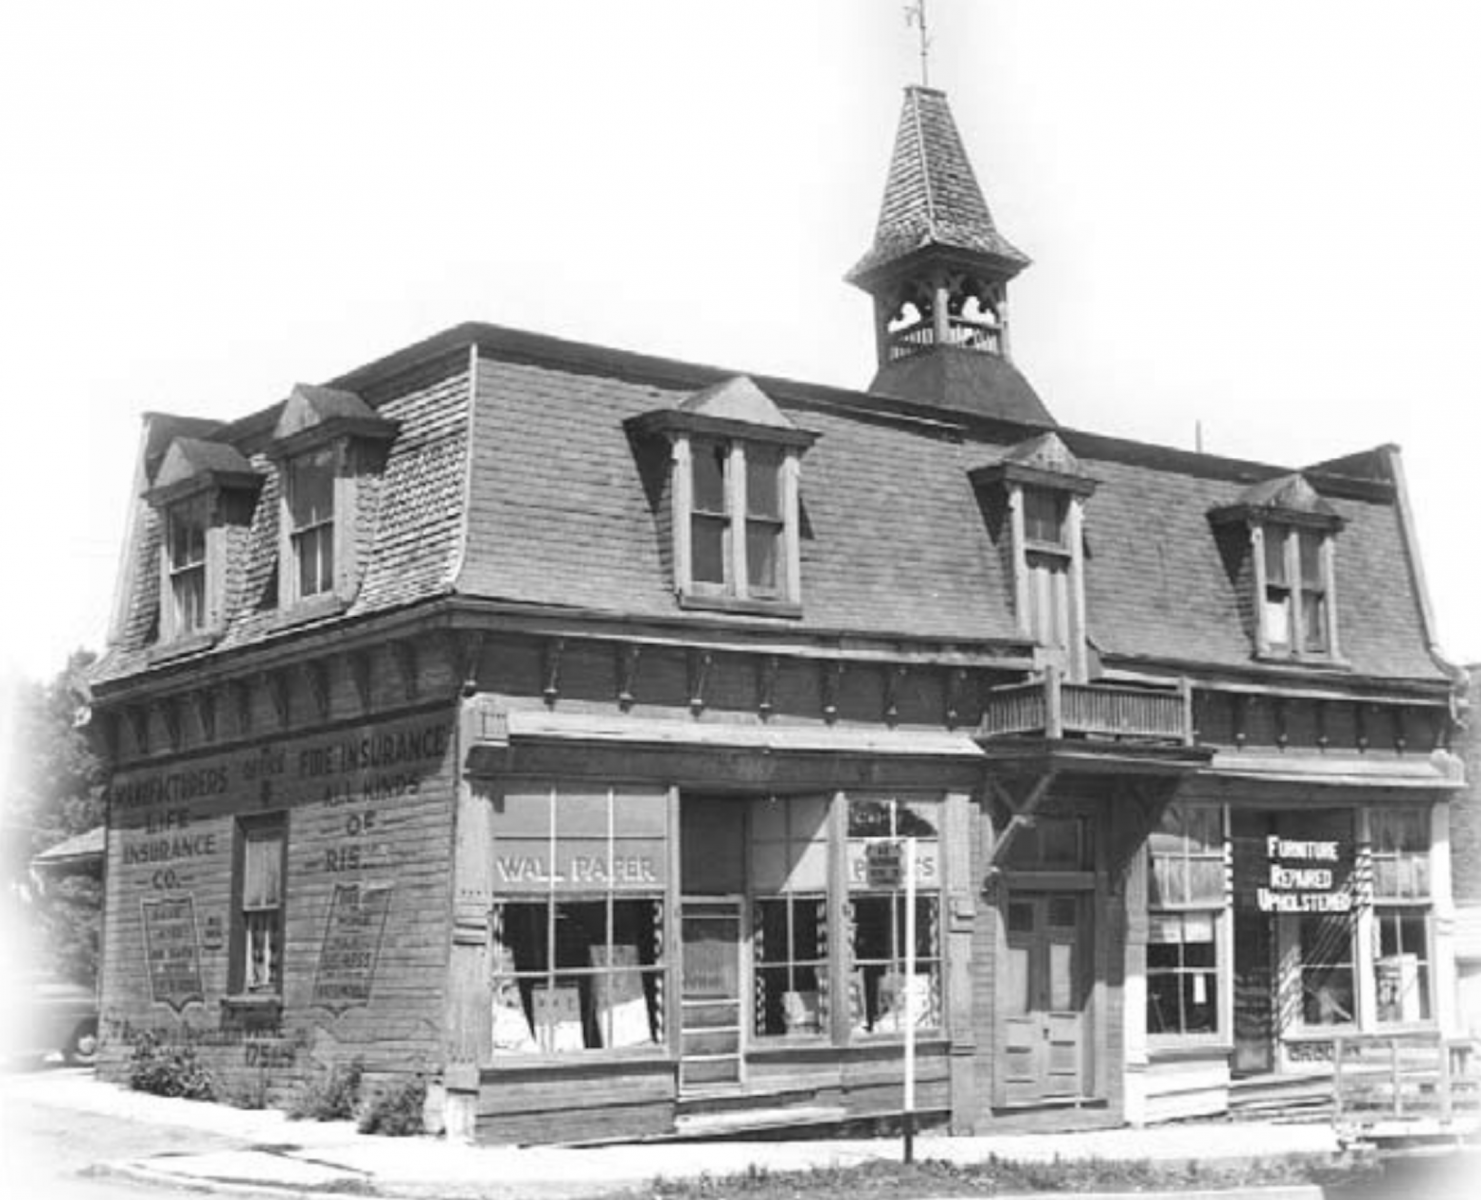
[88,85,1467,1142]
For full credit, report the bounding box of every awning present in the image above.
[1203,749,1464,791]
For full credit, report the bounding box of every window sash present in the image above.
[1146,912,1219,1036]
[293,521,335,597]
[1260,524,1332,656]
[238,823,284,995]
[1374,907,1431,1023]
[682,438,794,601]
[170,563,206,633]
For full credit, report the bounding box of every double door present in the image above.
[1002,891,1089,1105]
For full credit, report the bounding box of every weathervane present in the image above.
[905,0,932,87]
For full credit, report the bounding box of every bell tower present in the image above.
[848,85,1053,426]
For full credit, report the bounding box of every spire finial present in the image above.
[905,1,932,88]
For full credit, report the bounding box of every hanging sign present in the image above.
[1256,835,1352,913]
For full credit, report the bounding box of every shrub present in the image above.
[357,1075,425,1137]
[289,1058,364,1122]
[126,1030,216,1100]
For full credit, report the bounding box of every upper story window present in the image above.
[630,375,817,618]
[1211,474,1344,664]
[269,383,396,614]
[143,436,262,649]
[166,498,208,636]
[286,447,336,600]
[971,433,1097,680]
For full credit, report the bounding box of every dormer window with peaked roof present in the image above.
[1211,474,1344,663]
[972,433,1097,680]
[268,384,396,614]
[143,436,263,650]
[630,376,817,616]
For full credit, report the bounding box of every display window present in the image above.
[845,795,942,1035]
[489,785,668,1056]
[751,795,829,1039]
[1371,807,1432,1025]
[1147,803,1224,1039]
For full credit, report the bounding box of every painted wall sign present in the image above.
[312,883,393,1014]
[141,895,204,1012]
[1256,836,1353,913]
[847,840,940,889]
[492,839,666,892]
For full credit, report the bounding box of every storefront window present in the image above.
[846,795,942,1035]
[1147,913,1217,1035]
[1371,808,1431,1024]
[1147,804,1223,1038]
[489,785,668,1056]
[752,795,829,1038]
[1300,913,1356,1025]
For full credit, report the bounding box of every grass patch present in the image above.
[603,1150,1377,1198]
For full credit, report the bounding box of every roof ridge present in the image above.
[910,86,937,236]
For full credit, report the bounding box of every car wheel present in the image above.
[65,1020,98,1066]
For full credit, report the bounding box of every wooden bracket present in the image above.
[687,648,713,717]
[986,772,1055,868]
[392,640,419,703]
[1394,705,1408,756]
[757,655,780,721]
[617,643,642,712]
[348,649,374,712]
[125,705,150,757]
[1315,699,1329,752]
[191,688,218,743]
[263,670,290,729]
[304,660,331,721]
[456,630,486,697]
[884,663,909,727]
[1355,701,1369,753]
[1272,697,1288,750]
[231,678,253,736]
[1232,694,1248,750]
[158,698,181,753]
[821,661,845,724]
[945,666,971,730]
[542,637,565,708]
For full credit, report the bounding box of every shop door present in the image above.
[679,899,743,1091]
[1002,893,1088,1105]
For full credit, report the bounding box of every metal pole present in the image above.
[903,835,917,1163]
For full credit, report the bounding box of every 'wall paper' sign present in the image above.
[141,895,204,1012]
[1256,836,1353,913]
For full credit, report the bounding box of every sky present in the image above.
[0,0,1477,688]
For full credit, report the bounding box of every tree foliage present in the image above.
[2,649,104,983]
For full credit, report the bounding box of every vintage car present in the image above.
[2,974,99,1066]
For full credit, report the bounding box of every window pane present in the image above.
[1264,592,1291,647]
[691,514,727,584]
[243,833,282,908]
[1301,592,1327,653]
[1263,528,1289,585]
[746,521,780,592]
[1300,913,1355,1025]
[297,525,334,597]
[173,567,206,633]
[289,448,335,527]
[746,450,781,519]
[169,506,207,567]
[1023,488,1064,545]
[692,442,727,513]
[1299,530,1324,588]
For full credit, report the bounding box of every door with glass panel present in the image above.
[1002,892,1088,1105]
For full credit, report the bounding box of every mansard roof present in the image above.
[848,86,1029,287]
[91,322,1447,688]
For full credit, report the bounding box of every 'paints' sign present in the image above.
[1257,835,1353,913]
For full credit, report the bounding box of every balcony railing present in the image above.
[979,668,1192,745]
[886,315,1002,362]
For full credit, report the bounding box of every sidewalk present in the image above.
[3,1068,1345,1200]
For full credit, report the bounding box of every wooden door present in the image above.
[679,899,743,1091]
[1002,892,1087,1105]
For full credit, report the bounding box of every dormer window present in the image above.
[167,498,209,635]
[971,434,1097,680]
[286,447,336,600]
[1211,474,1344,663]
[630,376,817,617]
[143,436,262,650]
[268,384,396,614]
